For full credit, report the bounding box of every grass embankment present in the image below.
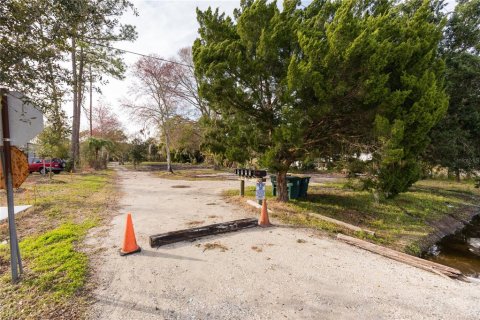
[156,168,232,181]
[0,171,116,320]
[125,162,234,181]
[224,179,480,255]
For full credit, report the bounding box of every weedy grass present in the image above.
[0,170,116,320]
[155,168,233,181]
[224,179,480,252]
[124,161,233,181]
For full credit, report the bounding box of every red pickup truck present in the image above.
[28,158,66,174]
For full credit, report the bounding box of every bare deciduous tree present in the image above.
[175,47,210,118]
[124,56,180,173]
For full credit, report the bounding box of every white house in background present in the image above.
[358,153,372,161]
[21,142,39,164]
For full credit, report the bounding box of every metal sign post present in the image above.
[255,179,266,205]
[0,91,23,282]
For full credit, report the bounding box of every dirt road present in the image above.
[89,168,480,320]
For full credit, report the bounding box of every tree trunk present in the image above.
[276,170,289,202]
[455,168,460,182]
[75,46,84,166]
[164,128,173,173]
[89,65,93,137]
[70,37,78,170]
[105,151,109,169]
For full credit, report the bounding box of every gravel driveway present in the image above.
[88,168,480,320]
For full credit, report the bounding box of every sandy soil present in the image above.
[88,167,480,320]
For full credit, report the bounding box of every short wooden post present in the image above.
[240,179,245,197]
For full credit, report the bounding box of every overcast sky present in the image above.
[85,1,241,137]
[80,0,457,137]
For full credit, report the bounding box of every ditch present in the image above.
[425,214,480,278]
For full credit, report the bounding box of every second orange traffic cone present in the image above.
[258,199,271,227]
[119,213,141,256]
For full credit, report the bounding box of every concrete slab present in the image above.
[0,205,32,221]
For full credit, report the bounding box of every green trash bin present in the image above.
[271,175,305,199]
[286,176,301,199]
[298,177,311,198]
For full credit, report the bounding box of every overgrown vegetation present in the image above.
[0,171,116,319]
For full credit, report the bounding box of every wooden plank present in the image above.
[337,234,463,279]
[308,213,375,236]
[337,234,461,276]
[149,218,259,247]
[337,234,461,274]
[246,200,273,213]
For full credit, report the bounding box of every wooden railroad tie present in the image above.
[149,218,259,247]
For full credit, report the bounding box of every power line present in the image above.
[87,42,191,67]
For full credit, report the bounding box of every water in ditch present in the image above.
[425,215,480,278]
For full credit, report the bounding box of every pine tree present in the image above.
[294,0,448,197]
[426,0,480,180]
[194,0,448,200]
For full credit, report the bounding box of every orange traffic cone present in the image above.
[258,199,271,227]
[119,213,141,256]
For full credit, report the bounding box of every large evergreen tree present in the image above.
[194,0,448,200]
[194,0,303,200]
[293,0,448,197]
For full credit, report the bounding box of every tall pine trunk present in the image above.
[70,37,78,170]
[276,170,289,202]
[70,36,85,171]
[89,65,93,137]
[75,46,84,165]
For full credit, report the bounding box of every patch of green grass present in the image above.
[156,168,232,181]
[0,221,96,298]
[225,178,480,252]
[293,181,479,250]
[271,210,341,233]
[0,170,115,319]
[405,242,422,256]
[139,161,167,165]
[223,186,275,198]
[21,220,96,296]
